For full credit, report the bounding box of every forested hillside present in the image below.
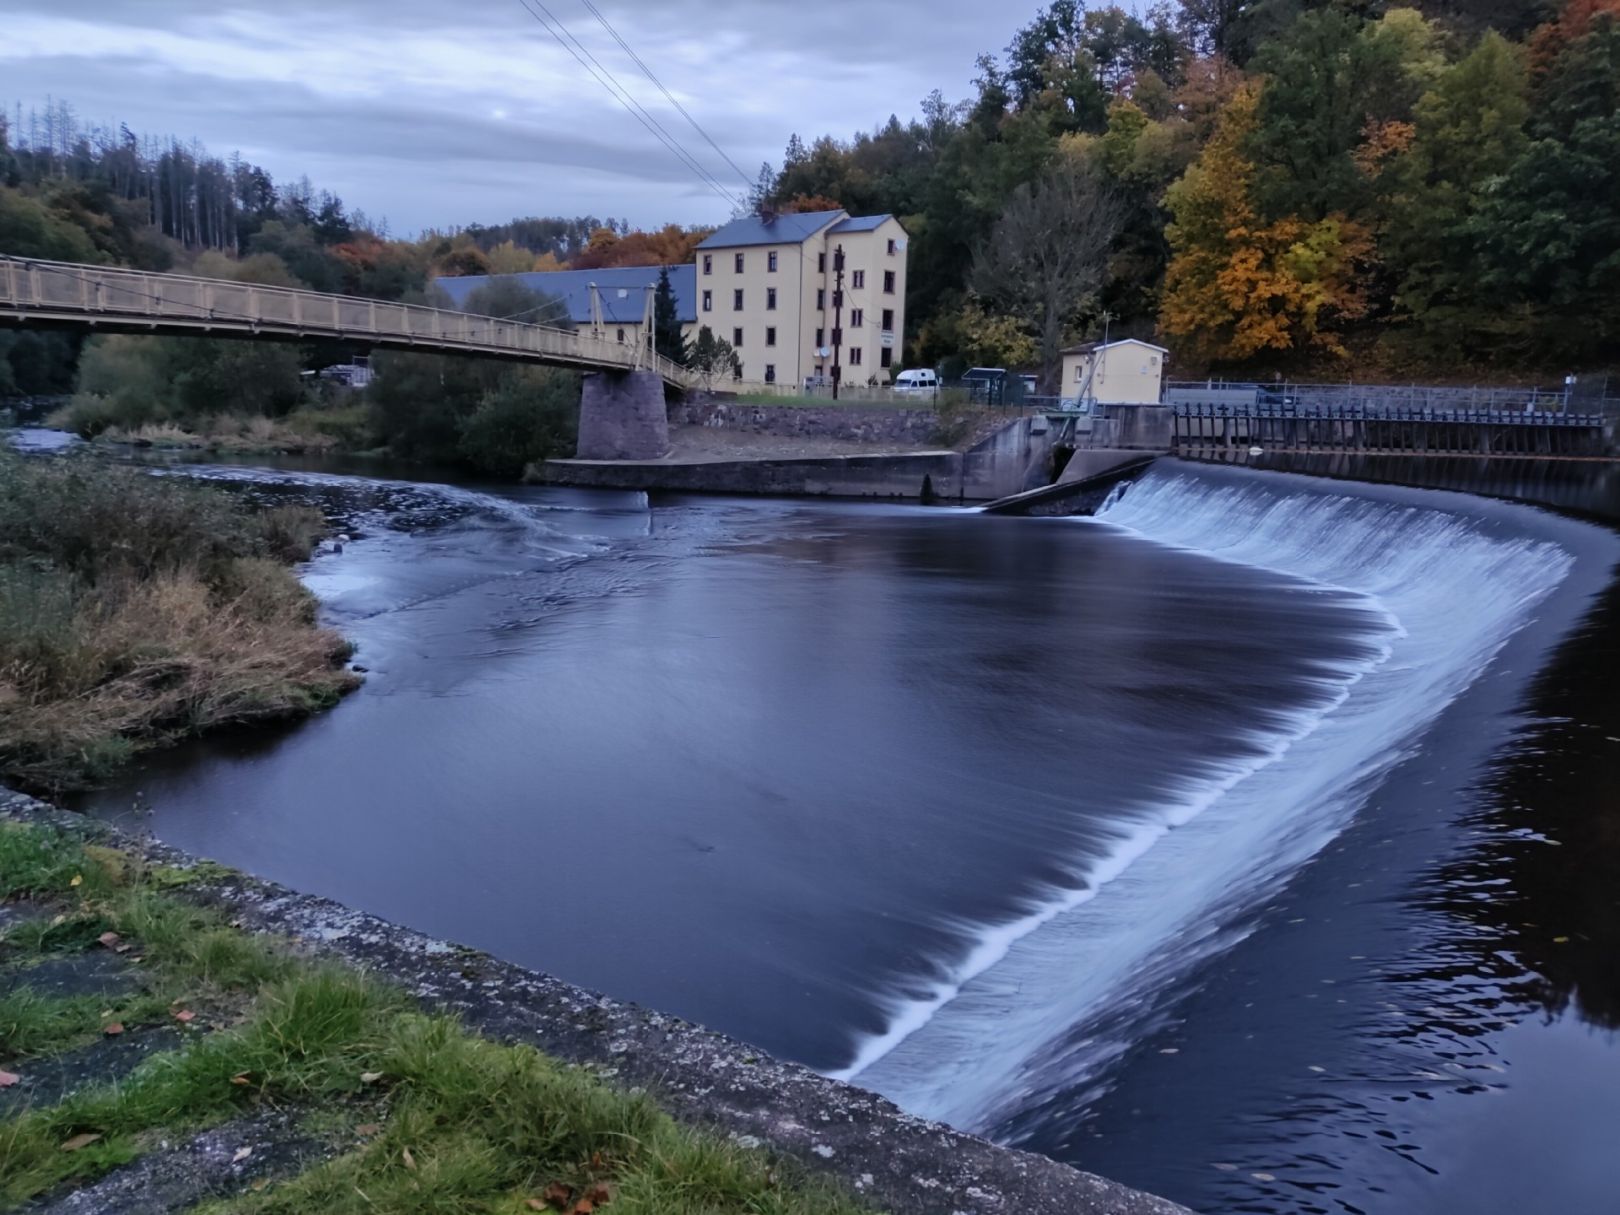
[759,0,1620,382]
[3,0,1617,393]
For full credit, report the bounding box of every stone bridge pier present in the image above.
[575,369,670,460]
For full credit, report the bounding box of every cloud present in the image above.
[3,0,1029,230]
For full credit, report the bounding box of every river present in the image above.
[28,437,1618,1215]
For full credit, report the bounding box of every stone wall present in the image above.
[576,370,670,460]
[1,788,1188,1215]
[672,397,943,446]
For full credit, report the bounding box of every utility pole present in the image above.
[831,243,845,401]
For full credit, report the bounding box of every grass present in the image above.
[0,821,873,1214]
[0,450,357,791]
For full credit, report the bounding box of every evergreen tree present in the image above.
[653,266,687,366]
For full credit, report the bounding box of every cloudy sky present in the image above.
[4,0,1042,233]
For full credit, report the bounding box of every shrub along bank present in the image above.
[0,451,357,792]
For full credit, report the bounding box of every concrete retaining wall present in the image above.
[1,788,1188,1215]
[672,398,942,446]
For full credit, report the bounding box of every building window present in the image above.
[702,254,712,275]
[849,346,863,366]
[733,289,744,310]
[732,327,743,347]
[851,308,864,327]
[815,327,824,348]
[766,326,776,346]
[852,270,865,289]
[1076,364,1085,382]
[768,251,778,272]
[887,238,897,255]
[766,287,777,310]
[880,347,893,368]
[818,252,826,272]
[734,252,745,273]
[883,270,896,293]
[765,364,776,383]
[616,327,625,343]
[881,308,894,330]
[733,362,743,381]
[702,290,712,312]
[816,288,825,310]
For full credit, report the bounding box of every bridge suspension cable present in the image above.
[576,0,756,193]
[513,0,743,210]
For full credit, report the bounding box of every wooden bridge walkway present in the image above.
[0,256,692,387]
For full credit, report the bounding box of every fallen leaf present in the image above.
[0,1070,20,1088]
[233,1146,253,1163]
[69,874,83,888]
[360,1071,384,1084]
[583,1183,612,1204]
[173,1010,196,1024]
[61,1133,102,1152]
[230,1073,251,1086]
[103,1023,124,1037]
[402,1147,416,1171]
[525,1201,547,1212]
[543,1183,573,1206]
[572,1202,595,1215]
[97,931,121,948]
[355,1124,381,1137]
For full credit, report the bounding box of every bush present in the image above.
[0,451,353,791]
[457,368,579,477]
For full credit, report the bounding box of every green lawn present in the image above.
[0,821,874,1215]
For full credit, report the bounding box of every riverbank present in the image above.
[0,793,1189,1215]
[0,451,357,792]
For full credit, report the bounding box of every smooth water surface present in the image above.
[64,454,1620,1215]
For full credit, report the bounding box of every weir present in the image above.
[851,464,1593,1134]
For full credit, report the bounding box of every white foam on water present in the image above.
[841,468,1575,1131]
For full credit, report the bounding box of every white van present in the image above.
[893,369,940,396]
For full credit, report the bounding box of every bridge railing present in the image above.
[0,256,690,387]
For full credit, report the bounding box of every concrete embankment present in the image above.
[0,788,1188,1215]
[539,402,1073,502]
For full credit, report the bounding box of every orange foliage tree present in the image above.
[571,224,714,270]
[1528,0,1620,76]
[1159,84,1374,362]
[779,193,844,213]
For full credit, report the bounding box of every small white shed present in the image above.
[1060,339,1167,405]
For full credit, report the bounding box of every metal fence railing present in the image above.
[0,256,694,388]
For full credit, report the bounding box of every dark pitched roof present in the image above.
[695,210,845,249]
[829,214,894,234]
[432,265,697,325]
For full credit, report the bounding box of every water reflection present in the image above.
[1419,576,1620,1031]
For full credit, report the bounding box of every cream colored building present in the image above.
[1059,339,1167,405]
[694,209,908,391]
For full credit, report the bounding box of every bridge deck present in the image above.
[0,257,691,387]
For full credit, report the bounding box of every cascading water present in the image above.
[847,466,1576,1133]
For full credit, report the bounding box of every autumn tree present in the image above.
[972,156,1126,388]
[1160,83,1374,361]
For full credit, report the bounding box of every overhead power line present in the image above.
[512,0,742,210]
[575,0,756,192]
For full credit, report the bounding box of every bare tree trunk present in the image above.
[972,157,1125,394]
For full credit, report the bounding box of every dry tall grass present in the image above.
[0,453,357,791]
